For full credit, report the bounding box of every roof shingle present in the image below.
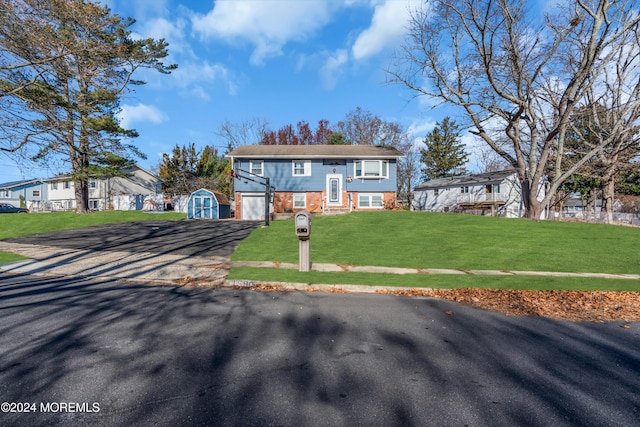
[227,144,403,159]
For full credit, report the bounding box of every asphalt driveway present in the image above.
[5,219,261,258]
[0,220,261,284]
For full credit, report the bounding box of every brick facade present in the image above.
[235,190,397,219]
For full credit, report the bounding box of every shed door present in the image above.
[203,196,213,219]
[194,197,203,219]
[242,195,265,220]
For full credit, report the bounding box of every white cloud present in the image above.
[133,16,191,60]
[119,104,167,129]
[320,49,349,90]
[171,61,239,98]
[191,0,338,65]
[351,0,421,61]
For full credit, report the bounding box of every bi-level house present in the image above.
[227,145,403,220]
[0,178,47,208]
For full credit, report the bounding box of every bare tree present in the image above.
[388,0,640,220]
[215,118,270,151]
[564,32,640,223]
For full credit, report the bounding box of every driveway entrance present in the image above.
[1,220,260,284]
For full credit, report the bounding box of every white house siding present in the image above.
[47,166,161,211]
[412,171,535,218]
[172,195,189,214]
[48,181,76,210]
[112,194,164,211]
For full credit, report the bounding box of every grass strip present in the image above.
[228,267,640,291]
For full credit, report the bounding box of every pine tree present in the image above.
[159,143,200,195]
[420,117,468,180]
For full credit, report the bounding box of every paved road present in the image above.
[1,273,638,426]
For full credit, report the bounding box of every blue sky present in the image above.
[1,0,462,182]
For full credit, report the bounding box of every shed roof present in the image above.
[414,169,517,190]
[227,144,403,159]
[191,188,230,205]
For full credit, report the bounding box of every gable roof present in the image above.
[414,169,517,190]
[227,144,403,159]
[0,178,45,190]
[190,188,230,205]
[46,164,159,182]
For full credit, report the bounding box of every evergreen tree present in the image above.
[326,132,350,145]
[159,143,200,195]
[0,0,176,212]
[197,145,232,197]
[420,117,468,180]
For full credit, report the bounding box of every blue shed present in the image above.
[187,188,231,220]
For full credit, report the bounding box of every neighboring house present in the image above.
[227,145,403,220]
[0,179,47,209]
[47,165,162,211]
[558,195,622,214]
[413,169,535,218]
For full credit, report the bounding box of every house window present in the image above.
[434,189,439,196]
[358,193,384,208]
[32,190,40,197]
[63,181,71,189]
[51,182,58,190]
[354,160,388,179]
[250,160,263,176]
[293,193,306,208]
[486,184,500,193]
[89,200,99,210]
[460,186,469,193]
[0,190,9,198]
[292,160,311,176]
[89,179,97,189]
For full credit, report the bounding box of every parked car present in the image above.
[0,203,28,214]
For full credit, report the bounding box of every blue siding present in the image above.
[187,189,227,219]
[9,181,47,202]
[233,158,397,192]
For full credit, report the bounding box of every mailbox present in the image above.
[295,210,311,240]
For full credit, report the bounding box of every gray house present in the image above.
[412,169,529,217]
[47,165,162,211]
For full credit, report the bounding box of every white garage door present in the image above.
[241,195,265,220]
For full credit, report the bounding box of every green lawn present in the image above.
[227,267,640,291]
[0,210,185,264]
[229,211,640,290]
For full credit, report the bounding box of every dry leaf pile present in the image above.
[376,288,640,322]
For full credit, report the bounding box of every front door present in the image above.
[326,174,342,206]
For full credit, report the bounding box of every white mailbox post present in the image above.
[294,211,311,272]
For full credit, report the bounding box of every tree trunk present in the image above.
[520,174,543,221]
[74,180,87,213]
[601,178,615,224]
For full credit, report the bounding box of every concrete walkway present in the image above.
[231,260,640,280]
